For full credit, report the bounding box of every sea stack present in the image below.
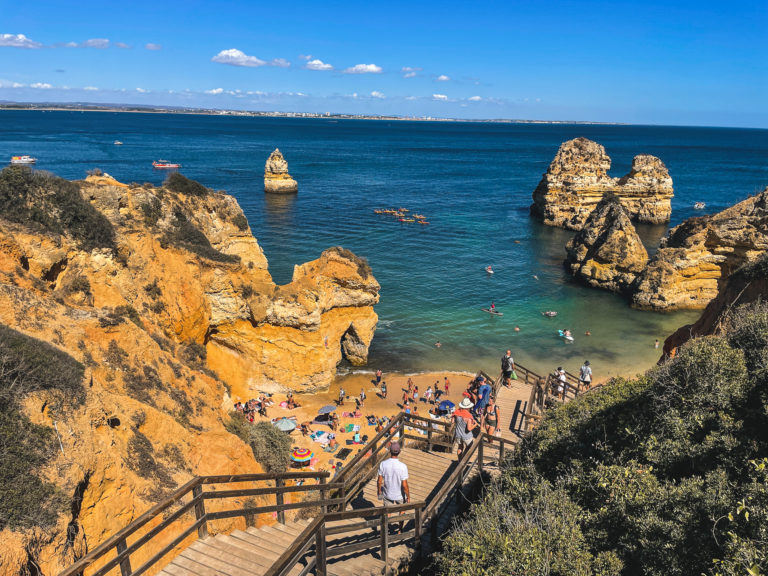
[565,194,649,294]
[530,137,673,230]
[264,148,298,194]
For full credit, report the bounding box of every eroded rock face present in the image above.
[0,170,377,574]
[565,195,648,294]
[264,148,298,194]
[632,187,768,310]
[662,254,768,359]
[531,137,673,230]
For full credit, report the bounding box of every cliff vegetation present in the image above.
[438,302,768,576]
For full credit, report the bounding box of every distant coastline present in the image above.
[0,101,623,125]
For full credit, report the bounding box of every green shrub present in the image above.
[126,430,175,489]
[226,415,291,473]
[0,165,116,252]
[161,209,239,263]
[164,173,210,197]
[232,212,249,231]
[0,324,84,530]
[140,197,163,226]
[114,304,142,326]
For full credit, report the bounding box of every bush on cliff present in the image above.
[161,209,239,263]
[0,324,85,530]
[164,173,210,197]
[437,303,768,576]
[0,165,116,252]
[226,415,291,473]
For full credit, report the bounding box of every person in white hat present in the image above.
[452,397,478,457]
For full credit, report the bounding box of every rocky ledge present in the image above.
[632,187,768,310]
[264,148,298,194]
[565,194,648,294]
[531,137,673,230]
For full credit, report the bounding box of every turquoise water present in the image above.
[2,111,767,378]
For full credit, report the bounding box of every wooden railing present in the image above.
[59,471,337,576]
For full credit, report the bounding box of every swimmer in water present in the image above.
[585,330,591,336]
[514,326,520,332]
[435,341,441,348]
[533,275,539,280]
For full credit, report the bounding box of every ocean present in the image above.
[2,111,767,379]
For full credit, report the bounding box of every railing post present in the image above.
[499,439,505,465]
[339,484,346,512]
[115,537,132,576]
[319,476,328,515]
[315,521,327,576]
[415,507,423,558]
[381,512,389,571]
[275,478,285,524]
[478,434,484,476]
[427,425,432,452]
[192,484,208,538]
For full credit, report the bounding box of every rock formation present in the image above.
[531,137,673,230]
[565,195,649,294]
[662,253,768,359]
[264,148,298,194]
[0,167,377,574]
[632,187,768,311]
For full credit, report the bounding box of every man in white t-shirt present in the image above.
[377,442,410,531]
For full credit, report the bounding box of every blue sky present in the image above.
[1,0,766,127]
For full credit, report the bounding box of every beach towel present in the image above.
[353,424,361,432]
[336,448,352,460]
[345,424,354,432]
[323,444,340,454]
[279,401,288,408]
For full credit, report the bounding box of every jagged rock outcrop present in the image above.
[531,137,673,230]
[632,187,768,310]
[662,253,768,358]
[0,167,377,575]
[264,148,298,194]
[565,195,649,294]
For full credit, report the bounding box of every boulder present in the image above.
[531,137,673,230]
[565,195,648,294]
[264,148,298,194]
[632,187,768,310]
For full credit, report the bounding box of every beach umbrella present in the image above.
[291,448,314,463]
[317,405,337,415]
[274,418,296,432]
[439,400,455,412]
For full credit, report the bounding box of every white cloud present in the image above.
[83,86,99,91]
[432,94,448,101]
[436,74,450,81]
[30,82,53,89]
[402,66,421,78]
[371,91,385,99]
[344,63,382,74]
[305,58,333,71]
[271,58,291,68]
[0,80,26,88]
[63,42,78,48]
[0,33,42,48]
[81,38,109,49]
[212,48,266,67]
[205,88,224,94]
[145,43,162,51]
[468,95,482,101]
[347,92,359,99]
[135,87,148,93]
[405,96,417,101]
[298,54,312,61]
[114,42,131,49]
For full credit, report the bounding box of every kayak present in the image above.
[485,267,494,274]
[558,330,574,342]
[481,308,503,316]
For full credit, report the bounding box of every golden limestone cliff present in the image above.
[632,187,768,310]
[531,137,673,230]
[0,167,378,575]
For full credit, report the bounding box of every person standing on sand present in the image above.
[338,386,345,406]
[413,386,419,404]
[501,350,515,387]
[655,339,660,349]
[359,388,366,408]
[444,377,450,395]
[381,381,388,399]
[377,442,410,533]
[579,360,592,391]
[376,369,382,386]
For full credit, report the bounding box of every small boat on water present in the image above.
[694,201,706,209]
[485,266,494,274]
[153,160,181,169]
[114,140,123,146]
[481,308,503,316]
[418,221,430,225]
[10,155,36,165]
[399,218,416,223]
[543,311,557,317]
